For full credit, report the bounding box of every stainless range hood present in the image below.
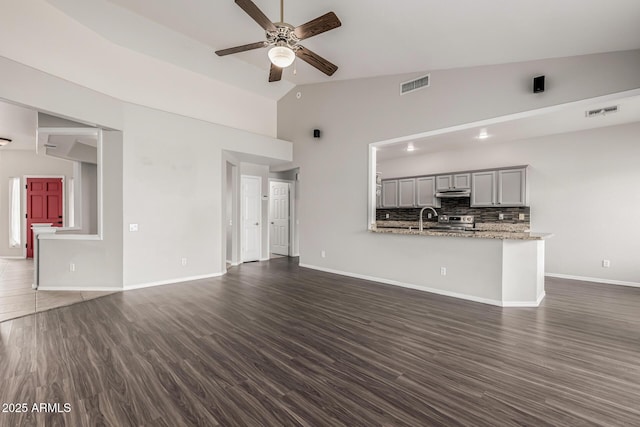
[435,189,471,198]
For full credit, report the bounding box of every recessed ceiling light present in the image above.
[406,143,415,152]
[476,129,490,140]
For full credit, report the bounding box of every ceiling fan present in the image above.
[215,0,341,82]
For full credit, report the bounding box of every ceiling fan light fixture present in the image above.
[268,45,295,68]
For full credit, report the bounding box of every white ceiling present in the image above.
[375,91,640,162]
[94,0,640,90]
[0,100,37,151]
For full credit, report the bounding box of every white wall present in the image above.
[0,150,74,257]
[1,0,276,137]
[1,52,291,290]
[79,162,97,234]
[121,106,291,288]
[39,130,124,289]
[278,50,640,293]
[379,123,640,284]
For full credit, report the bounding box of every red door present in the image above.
[26,178,63,258]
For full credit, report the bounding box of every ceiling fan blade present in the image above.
[268,64,283,82]
[215,41,266,56]
[294,12,341,40]
[296,47,338,76]
[235,0,277,32]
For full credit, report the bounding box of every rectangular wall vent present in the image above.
[586,105,619,117]
[400,74,430,95]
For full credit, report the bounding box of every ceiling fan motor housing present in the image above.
[266,24,300,51]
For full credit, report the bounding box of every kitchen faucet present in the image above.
[419,207,438,231]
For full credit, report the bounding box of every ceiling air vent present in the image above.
[400,74,430,95]
[585,105,619,117]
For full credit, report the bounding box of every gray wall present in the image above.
[0,149,74,257]
[277,50,640,290]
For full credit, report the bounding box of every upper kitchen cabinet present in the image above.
[398,178,416,207]
[471,167,529,207]
[497,168,528,206]
[381,180,398,208]
[436,173,471,191]
[471,171,496,207]
[416,176,441,208]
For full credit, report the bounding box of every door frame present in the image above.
[224,160,239,267]
[22,175,66,258]
[240,174,262,263]
[268,178,296,258]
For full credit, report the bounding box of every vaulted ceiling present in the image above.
[47,0,640,100]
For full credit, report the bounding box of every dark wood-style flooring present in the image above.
[1,257,639,426]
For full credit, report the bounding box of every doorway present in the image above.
[269,180,290,256]
[241,175,262,262]
[25,177,64,258]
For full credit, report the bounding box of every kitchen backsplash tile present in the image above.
[376,198,530,224]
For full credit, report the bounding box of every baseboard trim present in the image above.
[259,257,270,262]
[124,272,225,290]
[0,256,27,260]
[502,291,546,307]
[38,286,122,292]
[545,273,640,288]
[298,263,542,307]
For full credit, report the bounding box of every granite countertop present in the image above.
[372,221,553,241]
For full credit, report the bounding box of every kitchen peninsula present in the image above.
[371,165,552,307]
[370,221,551,307]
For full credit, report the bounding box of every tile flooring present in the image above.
[0,258,116,322]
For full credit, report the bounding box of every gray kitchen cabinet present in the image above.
[436,173,471,191]
[453,173,471,189]
[381,180,398,208]
[471,171,496,206]
[416,176,441,207]
[471,167,528,207]
[497,168,527,206]
[398,178,416,207]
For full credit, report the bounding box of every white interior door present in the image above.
[269,181,290,256]
[241,175,261,262]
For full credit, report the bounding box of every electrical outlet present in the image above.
[69,263,75,272]
[602,259,610,268]
[519,213,525,221]
[427,213,432,219]
[385,213,390,219]
[129,223,139,232]
[181,258,187,266]
[498,213,504,220]
[440,267,447,276]
[321,250,326,258]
